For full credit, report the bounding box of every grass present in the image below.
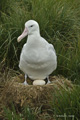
[0,0,80,119]
[4,105,36,120]
[0,0,80,83]
[3,86,80,120]
[52,85,80,120]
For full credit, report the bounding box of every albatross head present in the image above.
[17,20,40,42]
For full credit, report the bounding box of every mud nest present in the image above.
[0,75,73,118]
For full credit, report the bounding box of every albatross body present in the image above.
[17,20,57,85]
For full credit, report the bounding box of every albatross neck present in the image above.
[28,30,40,37]
[27,31,41,45]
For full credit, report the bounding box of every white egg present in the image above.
[33,80,46,85]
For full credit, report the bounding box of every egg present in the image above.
[33,80,46,85]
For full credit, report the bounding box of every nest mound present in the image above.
[0,75,73,118]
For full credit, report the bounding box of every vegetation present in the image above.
[4,105,35,120]
[0,0,80,83]
[52,85,80,120]
[0,0,80,120]
[4,85,80,120]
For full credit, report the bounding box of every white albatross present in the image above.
[17,20,57,85]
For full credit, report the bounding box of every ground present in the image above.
[0,73,73,120]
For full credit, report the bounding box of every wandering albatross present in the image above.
[17,20,57,85]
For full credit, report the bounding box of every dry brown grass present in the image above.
[0,74,73,119]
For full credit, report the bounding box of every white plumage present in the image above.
[17,20,57,85]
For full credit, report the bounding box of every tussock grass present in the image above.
[3,86,80,120]
[52,85,80,120]
[0,0,80,83]
[4,105,35,120]
[0,1,80,119]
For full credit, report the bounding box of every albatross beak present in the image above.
[17,28,28,42]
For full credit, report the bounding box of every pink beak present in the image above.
[17,28,28,42]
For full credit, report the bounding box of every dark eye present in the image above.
[30,25,33,27]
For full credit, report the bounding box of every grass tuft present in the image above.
[0,0,80,83]
[4,105,36,120]
[52,85,80,120]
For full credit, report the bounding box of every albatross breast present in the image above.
[17,20,57,82]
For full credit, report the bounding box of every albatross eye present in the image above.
[30,25,34,27]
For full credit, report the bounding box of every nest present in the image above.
[0,75,73,119]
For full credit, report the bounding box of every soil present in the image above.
[0,74,73,120]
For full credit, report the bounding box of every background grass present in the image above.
[0,0,80,119]
[0,0,80,84]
